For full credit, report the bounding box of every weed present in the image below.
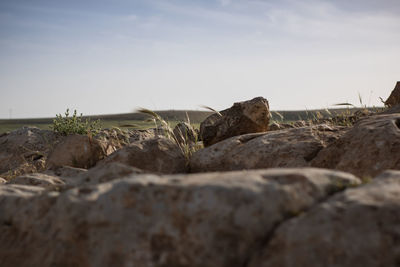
[200,105,223,117]
[52,109,101,136]
[138,108,202,163]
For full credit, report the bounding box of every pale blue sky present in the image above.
[0,0,399,118]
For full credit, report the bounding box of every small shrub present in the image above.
[52,109,101,136]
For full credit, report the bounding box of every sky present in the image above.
[0,0,399,118]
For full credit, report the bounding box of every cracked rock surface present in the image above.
[0,168,359,267]
[248,170,400,267]
[190,124,344,173]
[312,114,400,177]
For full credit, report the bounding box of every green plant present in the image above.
[52,109,101,136]
[137,108,202,163]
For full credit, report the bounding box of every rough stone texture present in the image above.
[200,97,270,147]
[191,124,345,173]
[7,173,65,190]
[173,122,197,145]
[96,137,187,174]
[96,128,131,150]
[0,168,360,267]
[268,121,313,131]
[64,162,143,188]
[46,134,113,170]
[46,166,88,178]
[6,163,142,191]
[128,129,158,143]
[0,127,60,178]
[312,114,400,178]
[248,170,400,267]
[385,81,400,107]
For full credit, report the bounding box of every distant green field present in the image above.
[0,107,384,134]
[0,110,211,134]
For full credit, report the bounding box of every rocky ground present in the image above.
[1,90,400,267]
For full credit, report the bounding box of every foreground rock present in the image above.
[249,170,400,267]
[200,97,270,147]
[46,134,113,170]
[312,114,400,177]
[96,137,187,174]
[0,168,359,267]
[191,124,344,172]
[384,81,400,107]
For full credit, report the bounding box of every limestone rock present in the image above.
[46,166,88,178]
[7,173,65,190]
[200,97,270,146]
[0,127,60,178]
[46,134,112,170]
[312,114,400,177]
[191,124,344,172]
[96,137,187,174]
[128,129,157,143]
[385,81,400,107]
[249,170,400,267]
[65,162,143,187]
[0,168,359,267]
[96,128,131,150]
[268,122,283,131]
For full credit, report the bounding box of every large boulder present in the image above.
[46,134,113,170]
[312,114,400,178]
[384,81,400,107]
[200,97,270,147]
[0,168,359,267]
[191,124,344,172]
[248,170,400,267]
[96,137,187,174]
[0,127,60,178]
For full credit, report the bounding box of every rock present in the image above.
[380,104,400,114]
[128,129,157,143]
[173,122,197,144]
[96,128,131,150]
[0,127,60,178]
[0,168,359,267]
[268,122,282,131]
[311,114,400,178]
[200,97,270,147]
[46,134,112,170]
[96,137,187,174]
[385,81,400,107]
[190,124,345,172]
[46,166,88,178]
[0,177,6,184]
[65,162,143,187]
[248,170,400,267]
[7,173,65,190]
